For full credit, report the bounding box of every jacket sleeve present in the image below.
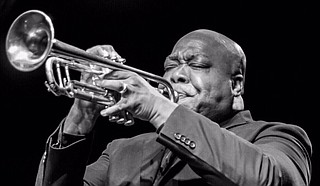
[156,106,312,186]
[35,120,94,186]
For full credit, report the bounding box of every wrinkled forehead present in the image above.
[172,29,243,57]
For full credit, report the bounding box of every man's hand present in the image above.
[97,70,178,129]
[63,45,122,135]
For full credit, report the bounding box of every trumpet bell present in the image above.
[6,10,54,72]
[5,10,179,105]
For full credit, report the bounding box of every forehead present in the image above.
[172,30,242,56]
[172,39,205,54]
[172,34,218,54]
[171,32,227,64]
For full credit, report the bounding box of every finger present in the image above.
[124,111,134,126]
[97,79,126,92]
[106,111,134,126]
[109,51,121,61]
[100,45,116,53]
[101,70,134,80]
[80,71,98,84]
[108,114,120,122]
[86,46,109,58]
[80,71,91,81]
[116,113,126,124]
[115,111,133,125]
[100,103,124,117]
[97,100,117,106]
[100,45,122,61]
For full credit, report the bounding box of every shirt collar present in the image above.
[219,110,253,129]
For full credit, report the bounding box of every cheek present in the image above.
[194,73,230,105]
[190,73,213,95]
[188,75,215,107]
[194,82,232,120]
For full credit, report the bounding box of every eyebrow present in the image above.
[166,53,178,60]
[166,52,209,61]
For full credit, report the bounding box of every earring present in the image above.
[232,95,244,111]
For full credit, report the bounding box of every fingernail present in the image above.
[95,80,101,86]
[117,58,126,63]
[124,120,134,126]
[100,110,108,117]
[116,118,125,124]
[110,56,117,62]
[102,50,109,58]
[109,115,119,122]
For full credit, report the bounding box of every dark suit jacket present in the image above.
[35,106,312,185]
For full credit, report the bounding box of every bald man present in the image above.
[36,29,312,186]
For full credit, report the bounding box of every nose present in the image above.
[170,65,189,84]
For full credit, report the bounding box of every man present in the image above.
[35,29,312,185]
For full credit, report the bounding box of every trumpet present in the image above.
[6,10,178,125]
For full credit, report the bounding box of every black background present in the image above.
[0,0,318,185]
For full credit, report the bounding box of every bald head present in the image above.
[175,29,246,84]
[180,29,244,56]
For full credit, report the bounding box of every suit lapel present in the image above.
[139,133,166,185]
[154,156,186,186]
[138,133,199,186]
[138,133,186,186]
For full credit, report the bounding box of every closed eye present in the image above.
[164,63,178,72]
[189,62,210,70]
[164,55,179,71]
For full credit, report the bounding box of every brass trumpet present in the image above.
[6,10,178,125]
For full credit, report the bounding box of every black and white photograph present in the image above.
[0,0,317,185]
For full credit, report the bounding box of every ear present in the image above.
[230,74,244,96]
[230,74,244,111]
